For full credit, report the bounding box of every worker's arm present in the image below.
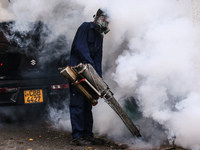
[74,22,95,68]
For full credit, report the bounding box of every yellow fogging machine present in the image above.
[60,63,142,138]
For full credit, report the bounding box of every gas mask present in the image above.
[94,15,110,34]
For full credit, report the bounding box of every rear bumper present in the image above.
[0,77,69,106]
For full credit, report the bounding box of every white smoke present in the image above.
[0,0,14,21]
[2,0,200,149]
[110,0,200,150]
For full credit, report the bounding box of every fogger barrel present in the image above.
[60,63,142,137]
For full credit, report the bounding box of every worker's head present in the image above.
[93,8,110,34]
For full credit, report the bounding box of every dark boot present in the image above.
[70,137,93,146]
[83,136,104,145]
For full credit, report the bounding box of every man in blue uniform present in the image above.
[69,9,110,146]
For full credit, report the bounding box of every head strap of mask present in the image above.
[93,9,110,34]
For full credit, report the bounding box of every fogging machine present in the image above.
[60,63,142,137]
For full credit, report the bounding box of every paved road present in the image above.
[0,118,131,150]
[0,105,185,150]
[0,120,187,150]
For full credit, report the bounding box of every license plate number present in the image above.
[24,89,43,104]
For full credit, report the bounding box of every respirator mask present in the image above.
[94,15,110,34]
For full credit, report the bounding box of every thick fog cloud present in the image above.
[110,0,200,149]
[0,0,14,21]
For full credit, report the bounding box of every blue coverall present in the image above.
[69,22,103,139]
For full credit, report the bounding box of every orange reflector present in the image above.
[0,87,18,93]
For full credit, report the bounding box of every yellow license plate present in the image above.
[24,89,43,104]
